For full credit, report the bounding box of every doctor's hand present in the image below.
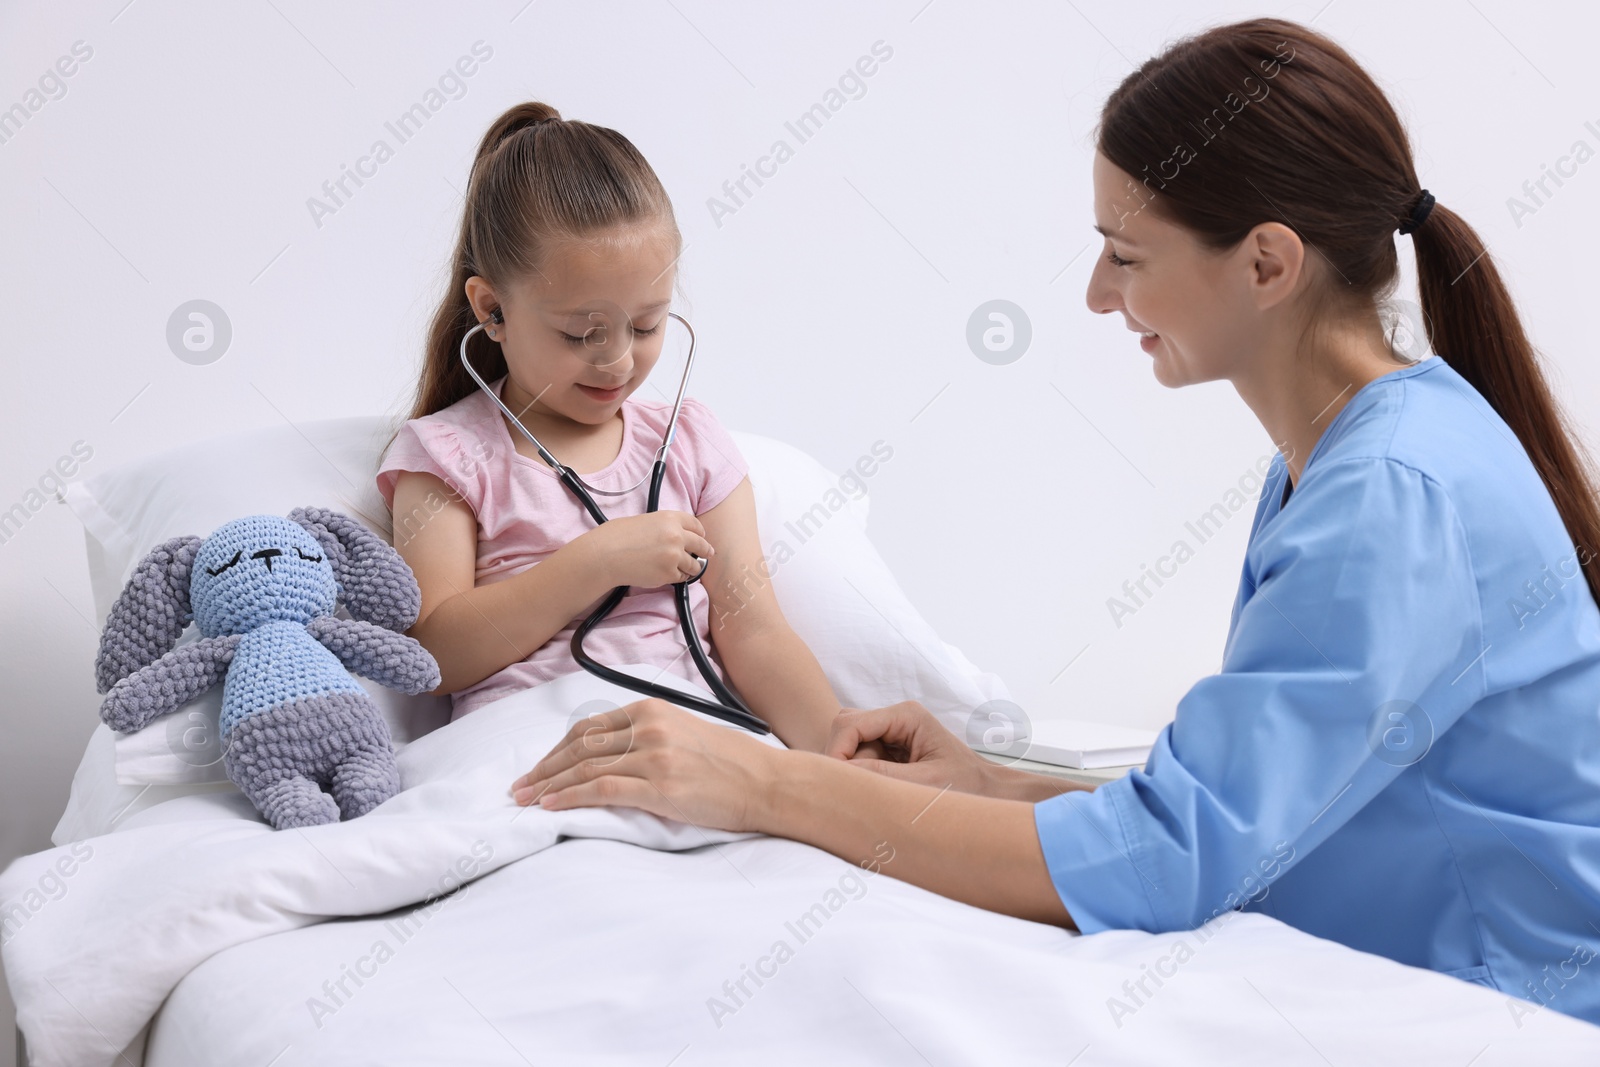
[509,698,774,832]
[825,702,995,796]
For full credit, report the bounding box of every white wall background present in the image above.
[2,0,1597,1056]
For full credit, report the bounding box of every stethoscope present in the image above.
[460,306,770,735]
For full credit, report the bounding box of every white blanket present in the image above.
[145,839,1600,1067]
[6,672,1598,1066]
[3,669,765,1067]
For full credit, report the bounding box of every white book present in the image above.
[976,717,1161,770]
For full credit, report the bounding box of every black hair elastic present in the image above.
[1398,189,1435,235]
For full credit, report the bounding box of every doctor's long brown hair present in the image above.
[1095,17,1600,608]
[409,101,679,422]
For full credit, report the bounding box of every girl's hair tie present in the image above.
[1398,189,1435,235]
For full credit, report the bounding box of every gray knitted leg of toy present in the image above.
[225,691,396,829]
[331,737,401,821]
[223,723,340,830]
[255,772,342,829]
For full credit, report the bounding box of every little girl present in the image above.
[378,101,843,752]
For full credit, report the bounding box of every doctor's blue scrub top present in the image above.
[1034,355,1600,1025]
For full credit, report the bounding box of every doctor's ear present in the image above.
[1242,221,1307,312]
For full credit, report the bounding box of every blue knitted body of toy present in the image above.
[221,623,366,736]
[187,518,368,736]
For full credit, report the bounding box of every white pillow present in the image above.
[53,416,1010,843]
[731,432,1010,728]
[67,416,401,621]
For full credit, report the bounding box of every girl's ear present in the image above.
[95,535,203,693]
[288,506,422,631]
[464,275,500,327]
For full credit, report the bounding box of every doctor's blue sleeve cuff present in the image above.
[1033,774,1163,935]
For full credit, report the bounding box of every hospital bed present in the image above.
[5,416,1597,1066]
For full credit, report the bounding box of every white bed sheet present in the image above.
[143,837,1600,1065]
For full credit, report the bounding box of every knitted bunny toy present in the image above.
[94,507,441,830]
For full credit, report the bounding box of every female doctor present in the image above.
[511,17,1600,1024]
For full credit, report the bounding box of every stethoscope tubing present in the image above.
[459,312,770,735]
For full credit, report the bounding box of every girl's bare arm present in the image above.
[698,477,842,752]
[390,470,616,693]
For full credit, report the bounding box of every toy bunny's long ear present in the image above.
[289,506,422,632]
[95,535,203,694]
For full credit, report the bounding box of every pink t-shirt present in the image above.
[376,378,750,719]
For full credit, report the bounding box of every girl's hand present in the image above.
[510,698,774,831]
[577,512,716,589]
[825,702,995,795]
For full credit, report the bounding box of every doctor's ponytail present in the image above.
[1096,17,1600,609]
[408,101,679,422]
[1404,199,1600,605]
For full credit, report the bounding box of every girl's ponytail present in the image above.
[407,101,677,422]
[476,100,561,158]
[1410,204,1600,607]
